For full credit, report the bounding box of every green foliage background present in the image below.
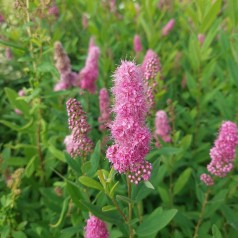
[0,0,238,237]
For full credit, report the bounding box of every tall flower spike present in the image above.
[98,88,111,131]
[162,19,175,36]
[53,42,76,91]
[133,34,142,53]
[200,121,238,186]
[84,215,109,238]
[66,98,93,157]
[78,40,100,93]
[141,49,162,110]
[106,61,152,183]
[155,110,171,147]
[207,121,238,178]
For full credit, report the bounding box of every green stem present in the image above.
[111,197,128,222]
[127,175,134,238]
[193,189,210,238]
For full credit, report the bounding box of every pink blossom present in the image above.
[106,61,152,183]
[54,72,77,91]
[5,48,12,60]
[207,121,238,178]
[48,5,59,17]
[155,110,171,146]
[78,41,100,93]
[0,14,4,23]
[133,34,142,53]
[82,13,88,29]
[200,173,214,186]
[162,19,175,36]
[66,98,93,157]
[84,215,109,238]
[198,33,205,45]
[98,88,111,131]
[141,49,162,110]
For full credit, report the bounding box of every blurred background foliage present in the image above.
[0,0,238,237]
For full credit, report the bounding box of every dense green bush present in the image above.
[1,0,238,237]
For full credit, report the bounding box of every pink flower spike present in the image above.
[98,88,111,131]
[84,215,109,238]
[155,110,171,143]
[106,61,152,183]
[133,34,142,53]
[66,98,93,157]
[78,41,100,93]
[207,121,238,178]
[200,173,214,186]
[198,33,205,45]
[162,19,175,36]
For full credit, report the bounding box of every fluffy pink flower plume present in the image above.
[0,14,4,23]
[162,19,175,36]
[133,34,142,53]
[66,98,93,157]
[84,215,109,238]
[48,4,59,17]
[82,13,88,29]
[5,47,13,60]
[106,61,152,184]
[98,88,111,131]
[54,42,77,91]
[200,173,214,186]
[198,33,205,45]
[141,49,162,110]
[200,121,238,186]
[78,40,100,93]
[155,110,171,147]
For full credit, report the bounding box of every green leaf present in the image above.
[50,197,70,228]
[12,231,27,238]
[116,195,133,204]
[64,152,81,175]
[212,224,223,238]
[4,87,29,116]
[48,144,65,162]
[201,0,221,32]
[158,185,170,205]
[0,39,26,51]
[25,156,37,177]
[173,168,192,195]
[157,147,182,156]
[109,181,119,198]
[102,205,117,212]
[79,176,104,191]
[78,200,123,225]
[82,161,92,174]
[5,157,28,166]
[144,181,154,190]
[221,205,238,230]
[137,207,177,237]
[0,119,33,132]
[87,140,101,176]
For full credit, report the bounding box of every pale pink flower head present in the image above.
[155,110,171,144]
[200,173,214,186]
[5,48,13,60]
[66,98,94,157]
[48,5,59,17]
[162,19,175,36]
[54,41,71,74]
[78,42,100,94]
[54,72,77,91]
[207,121,238,178]
[133,34,142,53]
[84,215,109,238]
[106,61,152,183]
[82,13,88,29]
[0,14,4,23]
[98,88,111,131]
[198,33,205,45]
